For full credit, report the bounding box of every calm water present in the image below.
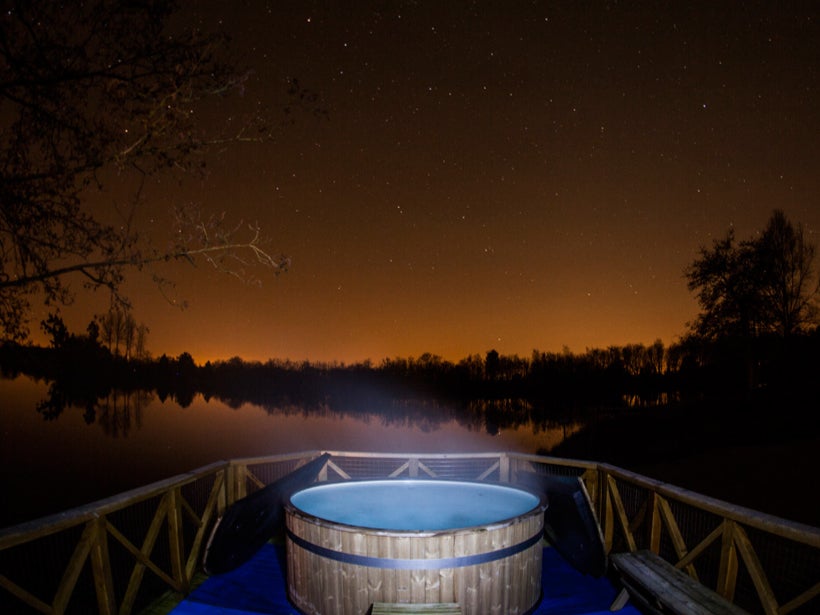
[0,375,581,528]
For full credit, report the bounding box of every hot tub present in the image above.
[285,479,546,615]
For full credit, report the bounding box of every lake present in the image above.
[0,375,582,528]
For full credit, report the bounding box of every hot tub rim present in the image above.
[285,477,547,537]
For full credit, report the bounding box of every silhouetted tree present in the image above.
[134,323,150,360]
[98,307,150,358]
[686,210,819,340]
[754,210,819,336]
[0,0,307,341]
[40,313,70,349]
[485,349,500,380]
[86,321,100,346]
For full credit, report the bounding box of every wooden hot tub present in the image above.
[285,479,546,615]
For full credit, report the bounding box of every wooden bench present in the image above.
[610,550,750,615]
[370,603,462,615]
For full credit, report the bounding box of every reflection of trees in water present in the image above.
[29,365,610,442]
[35,381,154,437]
[211,392,592,440]
[622,391,681,408]
[96,390,154,438]
[466,398,588,437]
[17,343,691,448]
[36,379,103,423]
[230,395,470,432]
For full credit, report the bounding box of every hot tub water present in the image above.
[290,479,541,531]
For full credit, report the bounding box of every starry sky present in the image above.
[53,1,820,364]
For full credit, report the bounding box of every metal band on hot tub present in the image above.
[285,527,543,570]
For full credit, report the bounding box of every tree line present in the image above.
[3,324,818,414]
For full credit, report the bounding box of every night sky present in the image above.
[53,2,820,364]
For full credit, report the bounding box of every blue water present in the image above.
[289,479,542,530]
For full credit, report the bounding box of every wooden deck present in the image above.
[4,452,818,615]
[146,543,641,615]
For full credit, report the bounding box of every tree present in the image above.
[686,210,819,340]
[753,210,819,336]
[40,313,69,349]
[98,306,149,358]
[0,1,310,341]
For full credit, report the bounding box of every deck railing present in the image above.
[1,451,818,614]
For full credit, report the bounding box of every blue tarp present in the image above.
[172,544,640,615]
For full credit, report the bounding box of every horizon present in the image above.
[23,318,685,367]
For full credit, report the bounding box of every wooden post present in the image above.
[224,462,236,509]
[318,458,329,482]
[409,457,420,477]
[216,465,228,516]
[582,468,598,512]
[53,519,99,614]
[167,487,188,594]
[599,467,614,553]
[649,491,662,554]
[90,516,116,615]
[717,520,739,601]
[498,454,510,483]
[235,462,248,501]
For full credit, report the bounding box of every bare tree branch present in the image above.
[0,1,319,340]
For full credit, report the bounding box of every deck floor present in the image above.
[165,543,640,615]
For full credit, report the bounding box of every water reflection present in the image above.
[27,374,592,443]
[96,390,153,438]
[621,391,682,408]
[34,379,154,436]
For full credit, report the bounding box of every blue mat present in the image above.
[172,543,295,614]
[173,544,640,614]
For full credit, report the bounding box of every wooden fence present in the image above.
[1,451,818,614]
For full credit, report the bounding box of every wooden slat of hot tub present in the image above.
[371,603,462,614]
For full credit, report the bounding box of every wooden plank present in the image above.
[371,602,462,614]
[676,521,724,571]
[52,519,96,613]
[244,469,266,491]
[657,495,699,581]
[167,488,186,595]
[417,460,437,477]
[119,494,179,614]
[89,517,116,615]
[185,470,224,579]
[608,475,638,552]
[601,469,614,553]
[0,573,52,614]
[512,452,598,471]
[612,550,749,615]
[476,460,499,481]
[581,468,598,512]
[717,521,739,602]
[498,454,509,482]
[106,517,176,589]
[732,524,779,615]
[326,459,352,480]
[389,460,411,477]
